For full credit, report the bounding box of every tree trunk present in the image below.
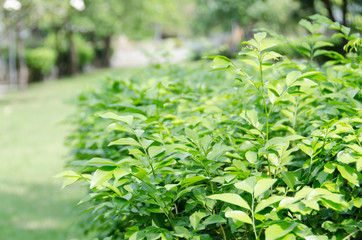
[322,0,336,22]
[17,31,28,90]
[8,28,17,89]
[342,0,348,26]
[102,36,112,68]
[68,26,78,75]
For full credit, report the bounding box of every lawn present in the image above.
[0,69,134,240]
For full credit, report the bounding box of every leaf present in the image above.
[210,56,232,69]
[255,196,285,213]
[225,210,252,224]
[254,178,277,198]
[305,236,328,240]
[266,135,304,149]
[314,41,334,49]
[87,158,119,166]
[208,193,250,210]
[148,146,165,158]
[299,19,313,33]
[109,138,141,147]
[254,32,267,43]
[281,171,297,190]
[99,112,133,126]
[90,169,114,188]
[203,215,226,225]
[265,222,297,240]
[185,128,199,144]
[181,176,207,187]
[286,71,301,86]
[189,211,207,230]
[336,164,359,186]
[235,176,256,194]
[245,151,258,164]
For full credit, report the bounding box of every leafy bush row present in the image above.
[60,15,361,240]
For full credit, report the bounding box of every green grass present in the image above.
[0,69,134,240]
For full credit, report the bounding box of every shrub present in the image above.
[25,47,57,81]
[59,15,361,239]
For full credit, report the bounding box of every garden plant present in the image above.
[59,15,361,239]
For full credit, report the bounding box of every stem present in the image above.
[258,52,269,141]
[137,135,157,177]
[292,96,299,129]
[220,224,227,240]
[342,229,360,240]
[251,194,258,240]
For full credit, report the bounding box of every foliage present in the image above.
[25,47,57,74]
[59,15,361,239]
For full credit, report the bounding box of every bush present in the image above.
[59,15,361,239]
[74,35,95,69]
[25,47,57,81]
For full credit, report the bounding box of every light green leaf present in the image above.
[189,211,207,230]
[148,146,165,158]
[254,178,277,198]
[255,196,285,213]
[203,215,226,225]
[208,193,250,210]
[336,164,359,186]
[286,71,301,86]
[305,236,328,240]
[99,112,133,126]
[265,222,297,240]
[266,135,304,149]
[225,210,252,224]
[90,169,114,188]
[87,158,119,166]
[245,151,258,164]
[211,56,232,69]
[181,176,207,187]
[299,19,313,33]
[185,128,199,144]
[254,32,267,43]
[235,176,256,194]
[109,138,141,147]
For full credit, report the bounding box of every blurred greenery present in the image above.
[0,68,136,240]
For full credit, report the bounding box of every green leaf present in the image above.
[208,193,250,210]
[245,151,258,164]
[189,211,207,230]
[99,112,133,126]
[148,146,165,158]
[185,128,199,144]
[109,138,141,147]
[254,178,277,198]
[299,19,313,33]
[281,171,297,190]
[203,215,226,225]
[211,56,232,69]
[305,236,328,240]
[265,222,297,240]
[255,196,285,213]
[87,158,119,166]
[90,169,114,188]
[181,176,207,187]
[225,210,252,224]
[286,71,301,86]
[254,32,267,43]
[235,176,256,194]
[336,164,359,186]
[266,135,304,149]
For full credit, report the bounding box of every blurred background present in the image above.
[0,0,361,91]
[0,0,360,239]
